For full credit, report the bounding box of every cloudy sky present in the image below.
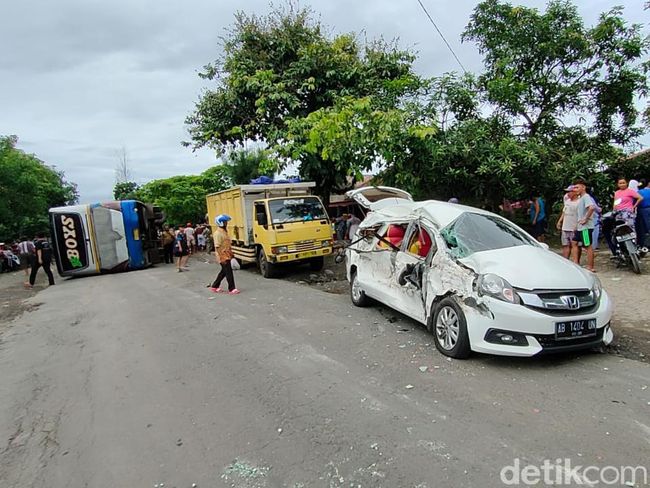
[1,0,647,203]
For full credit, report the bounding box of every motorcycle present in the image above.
[602,211,648,274]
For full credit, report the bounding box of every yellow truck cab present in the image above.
[206,182,333,277]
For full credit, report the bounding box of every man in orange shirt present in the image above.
[209,214,240,295]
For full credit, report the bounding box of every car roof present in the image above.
[360,199,494,229]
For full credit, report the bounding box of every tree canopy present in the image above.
[185,4,421,201]
[183,0,648,214]
[0,135,78,240]
[463,0,649,143]
[221,148,277,185]
[113,181,140,201]
[135,166,230,225]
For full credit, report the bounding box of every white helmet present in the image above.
[215,214,232,227]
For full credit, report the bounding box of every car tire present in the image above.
[309,256,325,271]
[258,248,276,278]
[350,270,370,307]
[432,297,471,359]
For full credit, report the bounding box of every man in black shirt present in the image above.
[28,232,55,287]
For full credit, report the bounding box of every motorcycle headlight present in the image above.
[591,275,602,301]
[477,273,520,304]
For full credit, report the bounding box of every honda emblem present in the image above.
[560,295,580,310]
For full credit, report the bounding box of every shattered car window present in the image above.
[441,212,535,258]
[268,197,327,224]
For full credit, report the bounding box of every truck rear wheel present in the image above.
[309,256,324,271]
[258,248,276,278]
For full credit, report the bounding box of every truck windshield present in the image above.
[268,197,327,224]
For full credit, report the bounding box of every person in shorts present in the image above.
[16,236,35,285]
[572,179,597,272]
[184,222,195,254]
[174,227,189,272]
[555,185,579,259]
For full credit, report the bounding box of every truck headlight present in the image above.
[321,240,332,248]
[271,246,288,255]
[477,273,520,304]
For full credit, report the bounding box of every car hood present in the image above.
[459,245,594,291]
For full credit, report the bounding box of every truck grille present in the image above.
[287,240,319,253]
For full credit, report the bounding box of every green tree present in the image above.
[463,0,649,144]
[135,166,230,224]
[113,181,140,200]
[0,135,78,240]
[222,148,277,185]
[184,4,420,201]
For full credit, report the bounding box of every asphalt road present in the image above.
[1,261,649,488]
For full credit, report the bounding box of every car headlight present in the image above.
[477,273,520,304]
[591,275,602,301]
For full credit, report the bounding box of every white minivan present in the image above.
[345,189,613,358]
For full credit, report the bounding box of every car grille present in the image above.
[533,327,604,349]
[287,240,319,253]
[518,289,599,316]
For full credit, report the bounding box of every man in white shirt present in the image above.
[17,236,35,282]
[184,223,195,254]
[555,185,579,259]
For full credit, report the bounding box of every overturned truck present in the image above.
[49,200,163,276]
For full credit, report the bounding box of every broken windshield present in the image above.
[441,212,535,259]
[268,197,327,224]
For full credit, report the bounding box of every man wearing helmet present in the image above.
[210,214,240,294]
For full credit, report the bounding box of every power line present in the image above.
[415,0,467,74]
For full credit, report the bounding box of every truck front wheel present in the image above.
[309,256,324,271]
[258,248,276,278]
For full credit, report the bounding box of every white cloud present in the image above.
[1,0,647,203]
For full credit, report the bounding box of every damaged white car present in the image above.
[345,188,614,358]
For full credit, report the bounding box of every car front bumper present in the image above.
[463,291,614,357]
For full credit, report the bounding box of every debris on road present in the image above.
[221,460,270,487]
[419,366,428,373]
[405,384,414,389]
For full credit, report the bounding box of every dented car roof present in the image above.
[360,200,493,229]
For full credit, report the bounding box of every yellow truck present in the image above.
[206,182,333,278]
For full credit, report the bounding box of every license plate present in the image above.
[616,235,634,242]
[555,319,597,340]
